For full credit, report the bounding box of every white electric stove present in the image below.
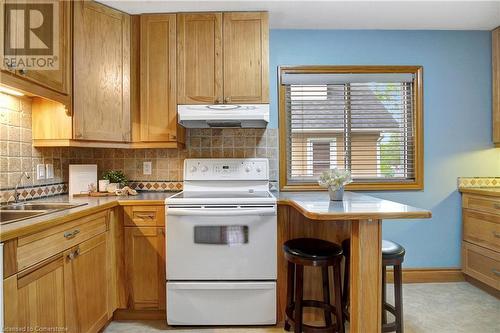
[165,158,277,326]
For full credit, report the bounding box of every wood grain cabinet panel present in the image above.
[3,256,66,332]
[16,0,71,96]
[16,210,108,271]
[124,205,164,227]
[124,227,166,310]
[461,193,500,291]
[462,242,500,290]
[73,0,131,142]
[493,27,500,146]
[463,209,500,252]
[64,233,110,333]
[140,14,177,142]
[177,13,223,104]
[223,12,269,104]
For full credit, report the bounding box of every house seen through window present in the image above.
[279,66,423,190]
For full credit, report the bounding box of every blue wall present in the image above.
[270,30,500,268]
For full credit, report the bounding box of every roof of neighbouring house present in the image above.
[290,85,401,131]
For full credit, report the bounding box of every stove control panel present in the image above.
[184,158,269,181]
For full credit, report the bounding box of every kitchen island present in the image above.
[275,191,431,333]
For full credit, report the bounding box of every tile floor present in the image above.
[104,282,500,333]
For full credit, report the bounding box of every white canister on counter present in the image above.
[98,179,110,192]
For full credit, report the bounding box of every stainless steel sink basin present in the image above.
[0,202,88,225]
[1,203,84,211]
[0,210,47,224]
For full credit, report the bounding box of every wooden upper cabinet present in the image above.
[223,12,269,104]
[73,0,131,142]
[140,14,177,141]
[493,27,500,146]
[177,13,223,104]
[16,0,71,96]
[1,0,71,106]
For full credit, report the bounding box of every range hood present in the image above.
[178,104,270,128]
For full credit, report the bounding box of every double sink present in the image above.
[0,202,88,225]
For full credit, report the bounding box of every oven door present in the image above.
[166,205,277,280]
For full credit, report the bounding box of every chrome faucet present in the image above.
[14,172,31,203]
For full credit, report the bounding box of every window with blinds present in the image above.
[279,67,423,190]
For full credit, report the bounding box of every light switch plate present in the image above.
[36,164,46,180]
[45,164,54,179]
[143,161,152,175]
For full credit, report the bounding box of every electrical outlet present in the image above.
[45,164,54,179]
[36,164,46,180]
[143,161,152,175]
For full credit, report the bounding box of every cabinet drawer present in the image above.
[463,209,500,252]
[462,242,500,290]
[17,210,108,271]
[462,194,500,215]
[124,206,165,226]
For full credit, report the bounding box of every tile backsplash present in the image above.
[0,92,278,202]
[0,92,66,190]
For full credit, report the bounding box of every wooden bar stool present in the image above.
[341,239,406,333]
[283,238,345,333]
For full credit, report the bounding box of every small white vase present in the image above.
[106,183,119,193]
[98,179,110,192]
[328,186,344,201]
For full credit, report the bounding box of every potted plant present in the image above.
[318,168,352,201]
[101,170,128,192]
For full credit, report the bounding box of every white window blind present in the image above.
[284,73,416,185]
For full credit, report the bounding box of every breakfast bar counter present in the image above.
[275,191,431,333]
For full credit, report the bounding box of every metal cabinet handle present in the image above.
[64,229,80,239]
[493,231,500,238]
[136,213,154,219]
[224,97,230,103]
[492,269,500,277]
[67,247,80,261]
[216,98,222,104]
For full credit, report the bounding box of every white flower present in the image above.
[318,168,352,190]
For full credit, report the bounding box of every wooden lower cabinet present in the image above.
[3,232,110,333]
[461,193,500,292]
[3,256,66,332]
[64,232,110,333]
[124,227,166,310]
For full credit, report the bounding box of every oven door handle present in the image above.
[167,207,276,216]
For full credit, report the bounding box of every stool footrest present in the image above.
[285,300,341,333]
[382,302,398,332]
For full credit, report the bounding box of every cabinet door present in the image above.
[177,13,223,104]
[140,14,177,142]
[493,27,500,145]
[222,12,269,104]
[16,0,71,96]
[124,227,166,310]
[73,0,131,142]
[3,256,66,332]
[64,233,109,333]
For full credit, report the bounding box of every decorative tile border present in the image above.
[457,177,500,188]
[0,182,68,204]
[0,179,279,203]
[129,181,183,192]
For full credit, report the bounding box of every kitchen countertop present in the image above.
[1,191,431,242]
[275,191,431,220]
[0,192,177,241]
[458,187,500,197]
